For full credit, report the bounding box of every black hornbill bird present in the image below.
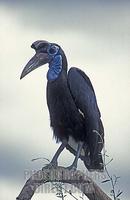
[20,40,104,171]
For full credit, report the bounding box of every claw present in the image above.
[50,160,58,167]
[66,164,77,171]
[42,160,58,170]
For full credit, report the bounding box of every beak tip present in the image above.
[20,72,25,80]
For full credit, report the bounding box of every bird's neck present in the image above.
[47,55,63,81]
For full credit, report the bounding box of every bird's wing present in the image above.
[67,67,104,168]
[67,67,101,118]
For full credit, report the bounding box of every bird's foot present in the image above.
[42,160,58,170]
[66,164,77,171]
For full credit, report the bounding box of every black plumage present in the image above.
[20,40,104,171]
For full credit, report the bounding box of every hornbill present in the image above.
[20,40,104,171]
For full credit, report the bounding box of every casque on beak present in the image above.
[20,49,49,79]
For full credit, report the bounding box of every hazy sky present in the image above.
[0,1,130,200]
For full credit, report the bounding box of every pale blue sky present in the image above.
[0,1,130,200]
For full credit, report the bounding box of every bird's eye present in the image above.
[48,45,59,55]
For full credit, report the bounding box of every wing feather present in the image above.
[68,67,101,118]
[67,67,104,171]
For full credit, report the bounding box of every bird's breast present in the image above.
[46,75,85,142]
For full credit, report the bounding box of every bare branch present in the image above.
[16,166,112,200]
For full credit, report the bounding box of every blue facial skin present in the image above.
[47,54,62,81]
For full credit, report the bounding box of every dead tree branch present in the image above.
[16,166,112,200]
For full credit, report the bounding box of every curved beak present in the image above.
[20,52,49,79]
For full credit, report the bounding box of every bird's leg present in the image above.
[46,140,68,168]
[67,142,83,170]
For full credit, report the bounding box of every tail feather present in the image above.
[66,132,104,172]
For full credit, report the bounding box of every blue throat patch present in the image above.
[47,55,62,81]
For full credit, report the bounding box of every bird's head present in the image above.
[20,40,67,79]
